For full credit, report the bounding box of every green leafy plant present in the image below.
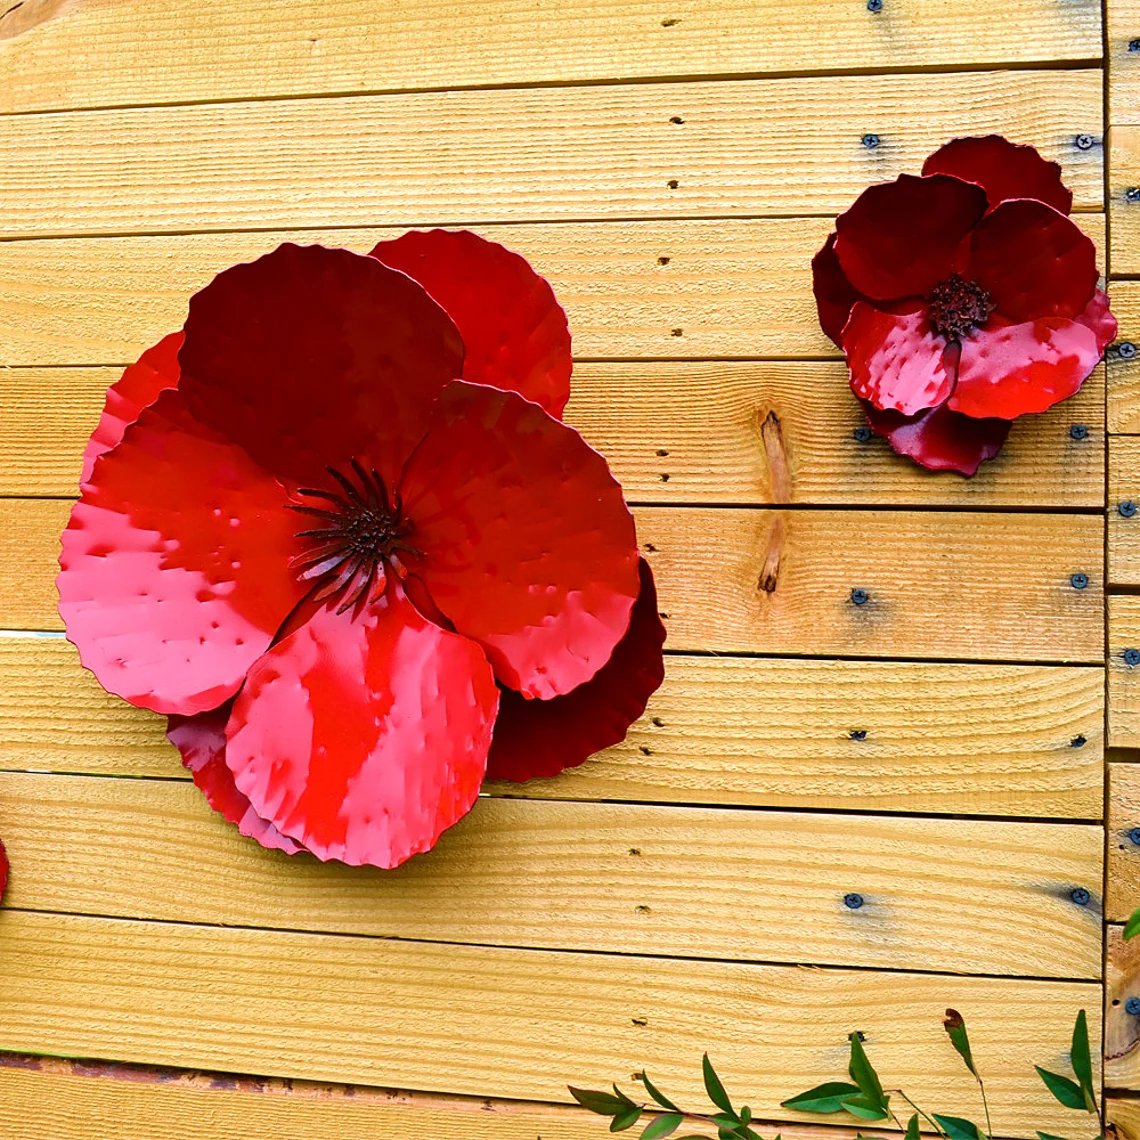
[570,1009,1101,1140]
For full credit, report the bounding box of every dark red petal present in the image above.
[834,174,987,301]
[922,135,1073,215]
[58,388,306,716]
[1075,288,1118,354]
[81,332,183,487]
[370,229,572,419]
[178,243,464,488]
[949,318,1103,419]
[167,706,304,856]
[399,381,640,699]
[812,233,867,347]
[968,200,1098,323]
[225,587,499,868]
[842,301,957,415]
[861,399,1011,476]
[486,558,666,783]
[0,838,8,903]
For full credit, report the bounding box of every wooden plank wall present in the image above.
[0,0,1117,1137]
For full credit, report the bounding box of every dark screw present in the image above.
[862,133,880,149]
[1128,997,1140,1016]
[1130,827,1140,846]
[1070,887,1091,906]
[1120,341,1138,359]
[844,892,865,909]
[1127,187,1140,203]
[1130,38,1140,52]
[853,425,874,443]
[1070,573,1089,590]
[850,588,870,606]
[866,0,882,10]
[1125,648,1140,667]
[1070,423,1089,441]
[1121,501,1139,518]
[849,729,868,741]
[1071,735,1088,748]
[1075,134,1096,151]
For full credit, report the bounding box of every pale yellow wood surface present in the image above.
[0,0,1104,115]
[1109,282,1140,432]
[1111,438,1140,585]
[1107,926,1140,1089]
[0,771,1104,978]
[0,217,1106,370]
[2,361,1108,509]
[0,637,1104,818]
[1109,596,1140,750]
[0,71,1103,240]
[1110,0,1140,122]
[4,498,1105,660]
[1109,764,1140,922]
[1112,126,1140,275]
[1107,1097,1140,1140]
[0,910,1101,1137]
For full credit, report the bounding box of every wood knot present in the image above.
[759,408,791,503]
[758,514,786,595]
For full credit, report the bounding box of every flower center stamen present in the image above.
[288,459,420,614]
[926,274,994,341]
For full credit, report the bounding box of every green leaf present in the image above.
[1035,1067,1086,1111]
[569,1087,630,1116]
[848,1033,887,1109]
[640,1073,681,1114]
[640,1115,683,1140]
[906,1113,921,1140]
[718,1128,743,1140]
[840,1094,890,1122]
[1070,1010,1097,1112]
[740,1106,752,1125]
[614,1084,638,1108]
[712,1113,741,1128]
[611,1105,643,1132]
[1125,907,1140,941]
[781,1082,862,1114]
[703,1054,735,1115]
[932,1114,984,1140]
[943,1009,978,1078]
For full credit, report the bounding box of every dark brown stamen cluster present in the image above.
[926,274,994,341]
[289,460,419,614]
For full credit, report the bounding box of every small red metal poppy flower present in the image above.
[0,837,8,903]
[813,136,1116,475]
[59,232,665,868]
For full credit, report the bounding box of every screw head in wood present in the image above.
[1120,341,1138,360]
[1075,134,1095,151]
[1130,827,1140,846]
[1069,423,1089,441]
[844,892,865,909]
[1127,187,1140,203]
[850,588,870,606]
[1127,997,1140,1015]
[1121,501,1138,518]
[1070,887,1090,906]
[1070,573,1089,590]
[853,425,874,443]
[1125,648,1140,667]
[862,134,880,149]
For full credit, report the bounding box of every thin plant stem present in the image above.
[889,1089,948,1138]
[976,1075,994,1140]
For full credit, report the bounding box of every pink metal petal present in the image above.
[178,243,464,488]
[81,332,183,488]
[834,174,987,301]
[58,388,306,716]
[843,301,957,415]
[225,588,499,868]
[399,381,640,699]
[167,705,304,855]
[861,398,1011,476]
[950,317,1103,419]
[967,199,1098,323]
[922,135,1073,215]
[1075,288,1119,354]
[812,232,867,347]
[0,838,8,903]
[370,229,572,419]
[486,558,666,783]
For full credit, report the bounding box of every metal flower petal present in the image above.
[949,317,1103,419]
[861,399,1011,476]
[834,174,987,301]
[0,838,8,903]
[178,243,464,489]
[399,381,641,699]
[812,232,867,348]
[81,331,183,488]
[843,302,958,415]
[1075,288,1119,353]
[225,587,499,868]
[370,229,572,418]
[167,705,304,856]
[59,387,307,716]
[921,135,1073,215]
[967,199,1098,323]
[486,558,666,783]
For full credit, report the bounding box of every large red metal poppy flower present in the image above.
[813,136,1117,475]
[59,233,665,868]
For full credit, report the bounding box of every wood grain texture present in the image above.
[0,0,1104,115]
[1110,0,1140,122]
[1109,282,1140,431]
[1110,764,1140,922]
[1107,1097,1140,1140]
[1113,439,1140,586]
[0,910,1101,1137]
[1107,925,1140,1089]
[1110,596,1140,750]
[2,361,1108,509]
[0,216,1105,368]
[0,637,1104,818]
[1112,126,1140,276]
[0,71,1103,240]
[4,498,1105,661]
[0,771,1104,978]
